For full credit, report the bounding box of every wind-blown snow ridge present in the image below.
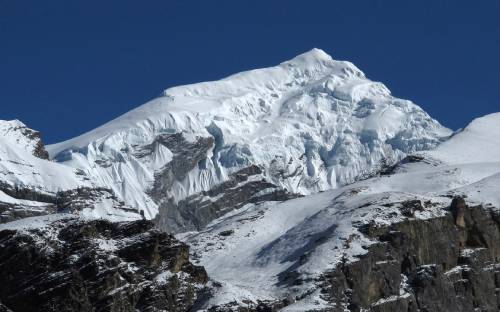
[47,48,451,220]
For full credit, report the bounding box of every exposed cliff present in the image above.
[322,197,499,312]
[0,217,208,312]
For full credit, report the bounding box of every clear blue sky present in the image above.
[1,1,499,143]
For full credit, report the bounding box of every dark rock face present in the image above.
[146,133,299,233]
[25,129,50,160]
[0,181,57,223]
[0,181,55,204]
[55,187,140,216]
[0,303,13,312]
[0,201,55,223]
[156,165,299,232]
[321,198,500,312]
[147,133,215,201]
[0,219,207,312]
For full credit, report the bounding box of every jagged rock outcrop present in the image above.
[320,198,500,312]
[147,133,215,199]
[20,126,50,160]
[146,134,299,232]
[0,218,208,312]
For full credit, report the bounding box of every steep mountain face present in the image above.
[184,113,500,311]
[0,120,140,222]
[46,49,451,232]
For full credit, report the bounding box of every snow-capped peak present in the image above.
[283,48,335,70]
[46,49,452,225]
[291,47,333,63]
[283,48,363,77]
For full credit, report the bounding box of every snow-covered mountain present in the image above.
[46,49,451,232]
[0,49,499,312]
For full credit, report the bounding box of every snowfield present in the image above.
[426,112,500,165]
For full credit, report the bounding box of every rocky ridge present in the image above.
[200,198,500,312]
[0,120,208,311]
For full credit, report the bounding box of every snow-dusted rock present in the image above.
[0,217,208,312]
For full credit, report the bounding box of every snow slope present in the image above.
[47,49,451,220]
[183,113,500,310]
[426,112,500,164]
[0,120,91,193]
